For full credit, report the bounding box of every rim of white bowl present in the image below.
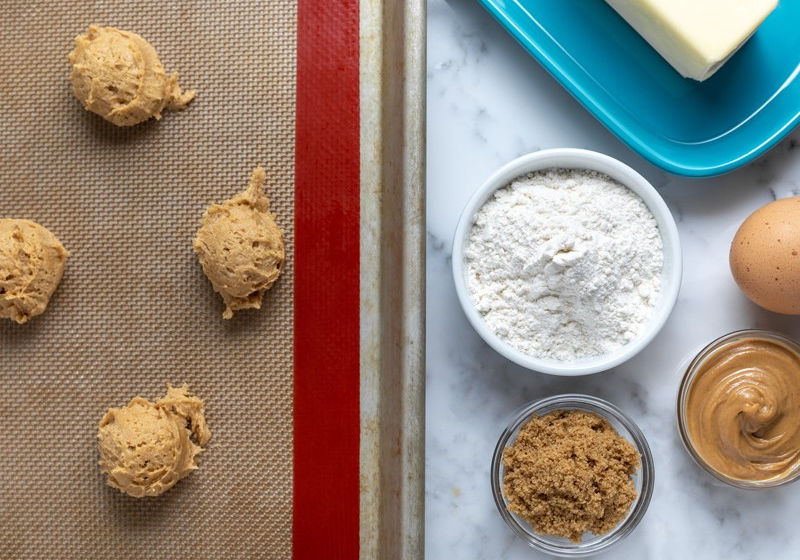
[452,148,682,375]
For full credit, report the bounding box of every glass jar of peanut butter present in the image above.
[678,330,800,488]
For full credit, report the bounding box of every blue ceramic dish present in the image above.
[476,0,800,177]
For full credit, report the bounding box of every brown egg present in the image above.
[730,197,800,314]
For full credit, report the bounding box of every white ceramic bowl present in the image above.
[452,149,682,375]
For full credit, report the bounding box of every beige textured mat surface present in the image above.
[0,2,296,558]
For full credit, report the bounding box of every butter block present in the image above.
[605,0,778,81]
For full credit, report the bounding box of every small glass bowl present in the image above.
[491,394,654,557]
[677,329,800,489]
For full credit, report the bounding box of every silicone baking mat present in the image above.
[0,1,300,557]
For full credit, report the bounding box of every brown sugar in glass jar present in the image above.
[491,394,654,556]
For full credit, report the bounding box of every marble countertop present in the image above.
[425,1,800,558]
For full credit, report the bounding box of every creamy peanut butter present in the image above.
[684,334,800,483]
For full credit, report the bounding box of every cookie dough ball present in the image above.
[97,384,211,498]
[68,25,195,126]
[0,219,68,324]
[193,167,285,319]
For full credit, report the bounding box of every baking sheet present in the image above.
[0,2,296,558]
[359,0,426,557]
[0,0,427,557]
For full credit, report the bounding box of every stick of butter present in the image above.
[604,0,778,81]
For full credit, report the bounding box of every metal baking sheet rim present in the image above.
[359,0,426,558]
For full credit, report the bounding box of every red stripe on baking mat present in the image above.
[293,0,360,558]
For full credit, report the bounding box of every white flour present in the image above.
[465,168,664,361]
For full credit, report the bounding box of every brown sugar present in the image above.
[502,409,640,543]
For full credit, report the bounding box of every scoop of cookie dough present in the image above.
[193,167,285,319]
[0,219,68,324]
[97,384,211,498]
[69,25,195,126]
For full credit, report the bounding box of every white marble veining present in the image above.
[425,0,800,558]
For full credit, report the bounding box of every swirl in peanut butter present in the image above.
[685,336,800,482]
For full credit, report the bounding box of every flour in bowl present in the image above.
[465,168,663,361]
